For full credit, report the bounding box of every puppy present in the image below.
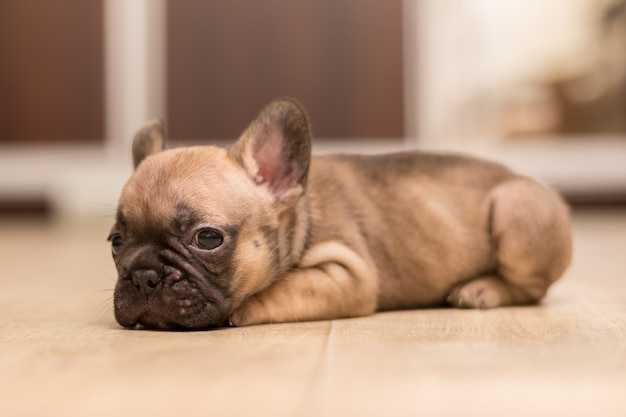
[109,98,572,330]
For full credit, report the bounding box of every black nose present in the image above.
[131,269,161,296]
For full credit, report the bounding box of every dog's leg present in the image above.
[447,177,572,309]
[229,242,378,326]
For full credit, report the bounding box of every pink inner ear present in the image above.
[255,139,282,185]
[253,129,294,193]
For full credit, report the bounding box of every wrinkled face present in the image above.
[109,147,278,330]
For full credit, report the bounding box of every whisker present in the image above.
[95,296,116,325]
[92,288,114,294]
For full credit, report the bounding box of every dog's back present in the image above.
[305,152,571,310]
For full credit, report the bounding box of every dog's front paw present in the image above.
[228,308,248,327]
[229,298,265,327]
[447,276,510,309]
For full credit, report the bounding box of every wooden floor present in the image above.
[1,210,625,417]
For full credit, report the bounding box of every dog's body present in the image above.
[110,99,572,330]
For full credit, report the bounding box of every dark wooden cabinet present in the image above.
[0,1,403,144]
[0,0,104,144]
[167,0,404,140]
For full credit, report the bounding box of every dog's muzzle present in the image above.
[114,263,230,330]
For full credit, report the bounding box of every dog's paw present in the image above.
[228,306,250,327]
[229,298,265,327]
[446,277,509,309]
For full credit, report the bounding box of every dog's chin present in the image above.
[113,279,231,330]
[116,307,230,331]
[131,312,229,331]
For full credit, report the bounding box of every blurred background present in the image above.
[0,0,625,220]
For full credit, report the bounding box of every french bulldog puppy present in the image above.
[109,98,572,330]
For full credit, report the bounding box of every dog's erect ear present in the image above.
[228,98,312,206]
[132,119,167,169]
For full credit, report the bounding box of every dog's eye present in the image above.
[195,228,223,250]
[109,234,124,256]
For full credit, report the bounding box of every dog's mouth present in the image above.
[113,265,230,330]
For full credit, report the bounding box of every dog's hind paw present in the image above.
[446,276,512,309]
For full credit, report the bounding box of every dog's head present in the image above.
[109,98,311,329]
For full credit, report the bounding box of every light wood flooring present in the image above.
[1,210,625,417]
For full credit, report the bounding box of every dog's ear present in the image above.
[229,98,312,206]
[132,119,167,169]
